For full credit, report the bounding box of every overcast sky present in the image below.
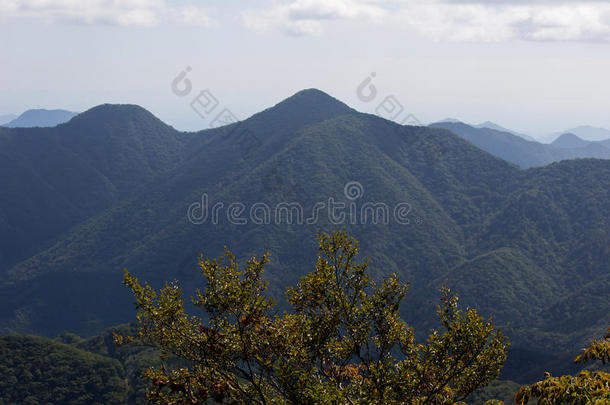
[1,0,610,137]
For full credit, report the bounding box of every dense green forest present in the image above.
[0,334,127,404]
[0,89,608,389]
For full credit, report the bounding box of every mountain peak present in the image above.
[278,88,352,112]
[552,132,589,149]
[5,109,77,128]
[68,104,168,128]
[79,103,152,116]
[292,88,333,98]
[549,125,610,142]
[241,89,354,136]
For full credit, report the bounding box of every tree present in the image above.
[117,230,508,404]
[515,328,610,404]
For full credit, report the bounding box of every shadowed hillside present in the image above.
[0,90,608,383]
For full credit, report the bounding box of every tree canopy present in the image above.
[516,328,610,404]
[119,230,509,404]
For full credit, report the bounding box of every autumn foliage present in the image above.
[118,230,509,404]
[516,328,610,405]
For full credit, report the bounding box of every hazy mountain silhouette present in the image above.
[552,133,591,148]
[475,121,536,141]
[4,109,77,128]
[431,121,610,168]
[552,132,610,151]
[546,125,610,143]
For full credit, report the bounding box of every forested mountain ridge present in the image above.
[0,104,194,273]
[0,89,608,382]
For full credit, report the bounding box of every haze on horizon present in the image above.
[1,0,610,139]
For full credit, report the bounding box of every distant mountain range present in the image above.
[430,121,610,168]
[548,125,610,143]
[2,109,77,128]
[474,121,537,141]
[434,119,610,145]
[552,132,610,149]
[436,119,535,140]
[551,132,592,148]
[0,90,608,385]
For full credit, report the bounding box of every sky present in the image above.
[1,0,610,138]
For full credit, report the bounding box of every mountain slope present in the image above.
[445,159,610,339]
[1,92,476,335]
[4,109,77,128]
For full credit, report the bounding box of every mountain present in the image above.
[432,119,537,142]
[552,133,610,152]
[0,114,16,125]
[431,121,610,168]
[0,89,608,384]
[0,105,192,274]
[4,109,77,128]
[474,121,536,141]
[552,133,592,148]
[552,125,610,142]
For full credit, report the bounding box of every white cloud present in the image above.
[179,6,214,28]
[0,0,214,27]
[243,0,610,42]
[243,0,386,36]
[399,2,610,42]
